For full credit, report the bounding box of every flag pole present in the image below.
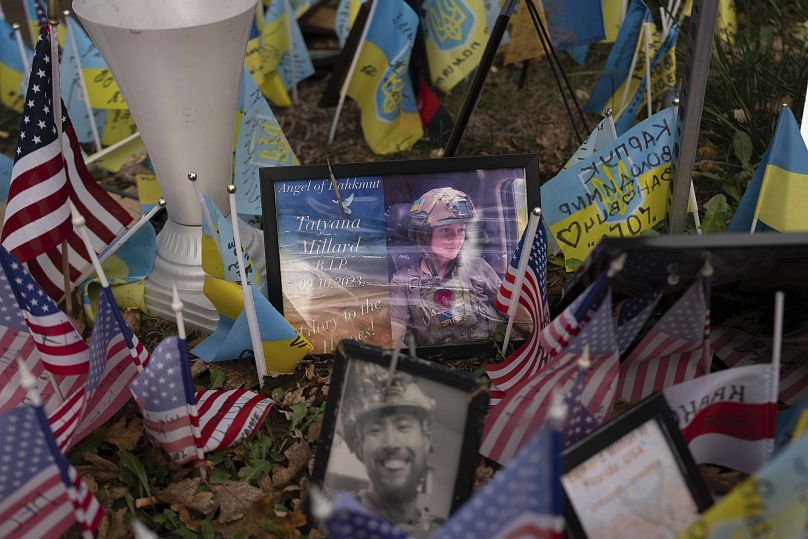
[63,12,102,153]
[172,283,208,482]
[772,291,783,395]
[547,389,568,539]
[282,0,298,104]
[618,31,643,112]
[18,357,94,539]
[21,0,36,46]
[188,172,216,233]
[643,23,653,118]
[84,131,141,164]
[227,185,267,386]
[328,0,378,144]
[672,96,702,233]
[801,82,808,147]
[11,23,30,77]
[501,207,542,356]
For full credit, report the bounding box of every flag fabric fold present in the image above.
[729,106,808,232]
[664,363,777,473]
[1,24,133,303]
[48,287,149,451]
[481,274,618,464]
[0,405,102,538]
[486,217,550,393]
[345,0,423,155]
[541,0,605,50]
[618,275,712,404]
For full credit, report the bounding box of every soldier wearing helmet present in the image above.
[339,362,443,538]
[389,187,505,347]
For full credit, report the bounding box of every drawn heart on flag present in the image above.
[556,222,582,248]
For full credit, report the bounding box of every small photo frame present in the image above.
[561,393,713,539]
[260,154,540,359]
[311,339,489,535]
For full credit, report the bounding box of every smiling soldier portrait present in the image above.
[340,362,444,538]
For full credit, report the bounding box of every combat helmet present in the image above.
[408,187,476,245]
[341,362,436,457]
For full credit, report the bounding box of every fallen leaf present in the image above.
[190,357,209,379]
[305,415,322,443]
[108,508,128,539]
[212,481,266,524]
[155,478,216,516]
[105,416,143,453]
[272,441,311,486]
[216,358,260,389]
[281,387,306,408]
[106,485,130,502]
[77,453,120,481]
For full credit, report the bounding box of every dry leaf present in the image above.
[272,441,311,486]
[121,310,141,333]
[77,453,120,481]
[106,485,130,502]
[190,358,209,379]
[211,481,266,524]
[216,358,260,389]
[281,387,306,408]
[108,508,128,539]
[155,478,216,516]
[105,417,143,453]
[306,414,322,442]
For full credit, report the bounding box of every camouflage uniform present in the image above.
[340,364,444,538]
[389,187,504,346]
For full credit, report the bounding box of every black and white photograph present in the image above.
[311,340,488,538]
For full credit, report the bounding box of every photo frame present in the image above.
[561,392,713,539]
[260,154,540,359]
[310,339,489,534]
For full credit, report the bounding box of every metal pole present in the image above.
[669,0,719,233]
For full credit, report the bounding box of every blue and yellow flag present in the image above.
[346,0,423,155]
[421,0,491,93]
[542,107,676,268]
[677,423,808,538]
[584,0,654,115]
[0,15,29,112]
[729,107,808,233]
[542,0,605,50]
[194,195,311,371]
[613,23,679,134]
[67,20,128,110]
[336,0,366,48]
[234,67,298,217]
[61,19,108,145]
[245,3,268,88]
[259,0,315,107]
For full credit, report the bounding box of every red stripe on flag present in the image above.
[680,401,776,442]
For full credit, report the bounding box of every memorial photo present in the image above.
[311,340,488,538]
[261,155,540,357]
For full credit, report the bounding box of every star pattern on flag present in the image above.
[87,291,118,392]
[131,337,184,411]
[0,408,53,496]
[15,33,61,160]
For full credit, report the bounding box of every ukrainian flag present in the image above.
[729,107,808,232]
[0,15,27,112]
[677,424,808,538]
[584,0,653,115]
[194,197,311,372]
[346,0,423,155]
[335,0,366,48]
[259,0,315,107]
[245,3,267,88]
[70,21,128,110]
[421,0,488,93]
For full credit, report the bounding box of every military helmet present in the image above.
[341,363,436,456]
[408,187,476,240]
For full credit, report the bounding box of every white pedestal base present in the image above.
[144,219,266,332]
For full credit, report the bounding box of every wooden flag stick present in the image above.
[172,284,208,482]
[227,185,267,385]
[501,207,542,356]
[63,12,102,153]
[327,0,378,144]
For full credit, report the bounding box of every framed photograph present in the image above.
[561,393,713,539]
[260,154,540,358]
[311,339,489,537]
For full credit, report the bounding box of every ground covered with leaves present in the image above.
[3,1,808,537]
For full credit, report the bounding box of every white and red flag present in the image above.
[664,362,778,473]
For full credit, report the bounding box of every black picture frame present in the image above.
[561,392,713,539]
[310,339,489,529]
[260,154,540,360]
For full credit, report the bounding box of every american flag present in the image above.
[617,275,712,403]
[487,218,551,393]
[561,364,599,449]
[132,336,273,463]
[322,492,410,539]
[481,274,618,464]
[0,405,101,538]
[613,289,663,355]
[434,427,563,539]
[48,287,149,451]
[1,24,132,303]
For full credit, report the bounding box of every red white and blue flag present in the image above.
[487,218,551,396]
[0,24,131,302]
